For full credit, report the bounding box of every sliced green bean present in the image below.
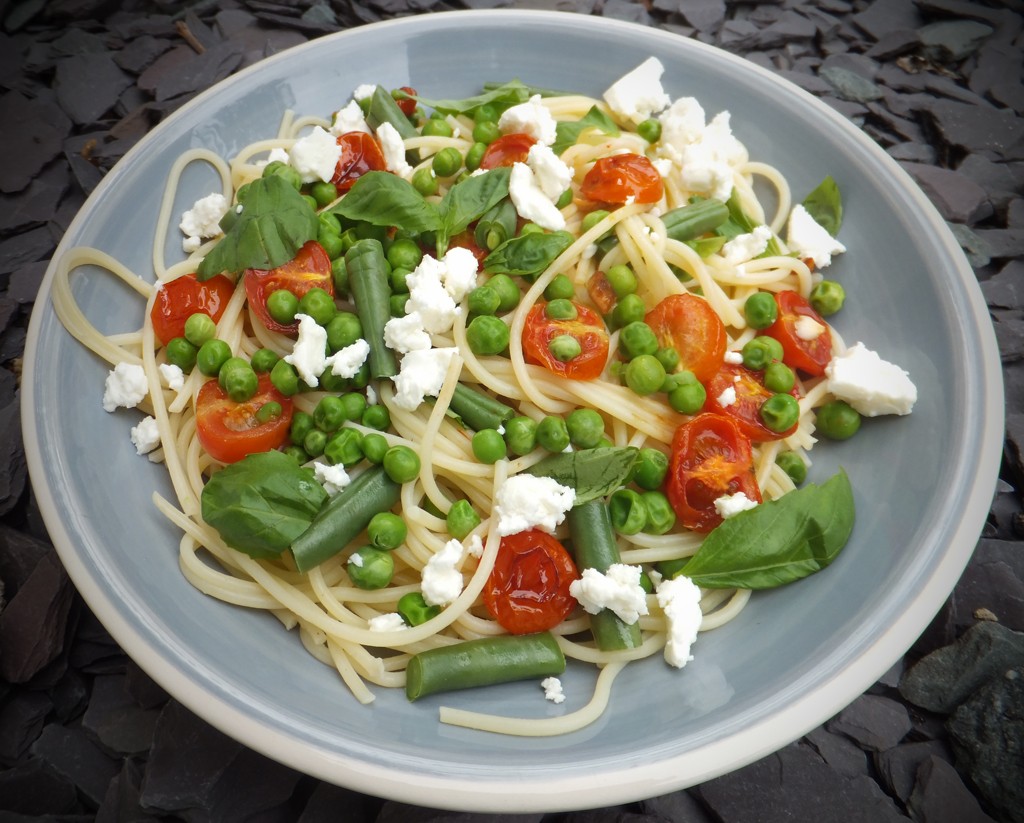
[346,239,398,379]
[661,198,730,242]
[448,383,515,432]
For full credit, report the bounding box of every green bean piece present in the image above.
[448,383,515,432]
[346,239,398,379]
[361,432,389,464]
[474,198,518,252]
[815,400,862,440]
[383,445,420,483]
[366,84,418,158]
[503,415,538,456]
[324,427,364,467]
[536,415,570,453]
[472,428,507,464]
[631,447,668,490]
[367,511,407,550]
[348,546,394,590]
[776,451,808,485]
[609,488,647,535]
[405,632,565,701]
[299,287,336,325]
[660,198,730,242]
[291,465,402,572]
[641,491,676,534]
[744,291,778,329]
[466,315,510,356]
[810,280,845,316]
[565,500,643,650]
[446,499,482,540]
[165,337,197,372]
[196,339,231,377]
[555,188,573,209]
[566,408,604,449]
[183,312,217,347]
[486,273,521,312]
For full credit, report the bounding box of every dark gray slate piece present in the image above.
[874,739,954,803]
[820,66,883,102]
[82,673,162,756]
[956,154,1024,215]
[918,20,993,63]
[0,90,73,194]
[637,791,714,822]
[947,539,1024,633]
[864,29,920,60]
[826,694,913,752]
[0,394,27,517]
[907,756,999,823]
[0,757,80,816]
[947,667,1024,823]
[30,722,121,807]
[850,0,923,40]
[992,310,1024,363]
[676,0,725,33]
[0,688,52,765]
[136,41,245,102]
[974,228,1024,261]
[96,757,162,823]
[898,161,991,223]
[374,800,544,823]
[923,98,1024,155]
[53,51,134,126]
[803,725,870,777]
[297,781,383,823]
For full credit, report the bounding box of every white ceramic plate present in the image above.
[23,10,1003,813]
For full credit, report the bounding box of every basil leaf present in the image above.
[525,447,639,506]
[436,167,511,253]
[331,171,442,235]
[197,175,319,280]
[552,106,620,155]
[680,469,855,589]
[716,192,784,258]
[200,450,328,559]
[802,175,843,237]
[684,235,728,258]
[411,80,535,116]
[484,230,574,276]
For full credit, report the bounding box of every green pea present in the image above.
[536,415,570,453]
[266,289,299,325]
[466,315,510,356]
[637,117,662,143]
[389,266,411,294]
[465,142,487,172]
[335,392,364,422]
[255,401,283,424]
[183,312,217,347]
[609,488,647,535]
[544,299,578,321]
[383,445,420,483]
[310,181,338,208]
[655,346,680,373]
[303,428,328,458]
[318,229,344,261]
[555,188,573,209]
[764,360,795,393]
[611,293,646,329]
[446,499,481,540]
[742,337,778,371]
[318,369,349,393]
[548,334,582,362]
[619,321,659,360]
[165,337,197,372]
[301,193,318,212]
[581,209,610,233]
[361,432,389,464]
[503,415,538,457]
[641,491,676,534]
[398,592,440,626]
[422,118,453,138]
[367,511,407,550]
[387,238,423,272]
[431,147,462,178]
[290,411,314,446]
[269,359,300,396]
[325,312,363,352]
[332,257,348,295]
[313,395,347,432]
[487,274,521,312]
[217,356,249,387]
[668,380,706,415]
[472,120,501,144]
[262,160,302,190]
[474,103,499,123]
[815,400,861,440]
[248,348,278,373]
[544,274,575,301]
[347,546,394,590]
[389,294,408,317]
[298,287,336,325]
[760,393,800,432]
[566,408,604,449]
[361,403,390,431]
[196,338,231,377]
[222,363,258,402]
[810,280,845,316]
[625,354,665,396]
[411,167,438,196]
[519,222,545,236]
[281,444,309,463]
[632,447,668,490]
[744,292,778,329]
[472,428,507,464]
[350,361,370,389]
[776,451,808,485]
[467,285,500,316]
[605,264,637,298]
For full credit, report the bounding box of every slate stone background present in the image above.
[0,0,1022,821]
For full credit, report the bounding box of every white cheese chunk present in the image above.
[569,563,649,625]
[129,416,160,455]
[509,162,566,231]
[724,350,744,365]
[383,312,432,354]
[498,94,557,145]
[405,256,460,334]
[289,126,341,184]
[440,246,480,303]
[526,143,573,201]
[103,362,148,412]
[179,192,229,254]
[786,204,846,268]
[656,575,703,668]
[368,612,406,632]
[421,537,468,606]
[825,342,917,416]
[714,491,759,519]
[721,225,773,265]
[330,99,371,135]
[541,676,566,704]
[314,461,351,496]
[325,338,370,378]
[376,121,413,179]
[284,314,329,387]
[158,363,184,391]
[494,474,576,536]
[603,56,671,125]
[716,385,737,407]
[794,315,827,341]
[391,346,456,411]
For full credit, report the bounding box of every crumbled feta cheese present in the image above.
[159,363,184,391]
[464,534,484,558]
[352,84,376,101]
[405,256,460,334]
[314,461,351,495]
[365,384,377,406]
[786,204,846,269]
[714,491,758,519]
[724,350,744,365]
[383,312,432,354]
[326,338,370,378]
[130,416,160,455]
[509,162,566,231]
[103,362,148,412]
[440,246,479,303]
[541,676,566,704]
[657,101,744,201]
[825,342,917,416]
[498,94,557,145]
[179,192,229,254]
[266,147,290,165]
[658,97,706,148]
[678,143,734,202]
[348,551,364,567]
[284,314,329,387]
[289,126,341,184]
[422,537,468,606]
[794,315,826,341]
[376,121,413,179]
[656,575,703,668]
[721,225,773,265]
[716,386,737,407]
[391,346,457,410]
[494,474,576,536]
[603,57,671,125]
[526,143,573,201]
[368,612,406,632]
[569,563,649,625]
[330,99,371,136]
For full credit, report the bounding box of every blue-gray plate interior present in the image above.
[22,9,1003,813]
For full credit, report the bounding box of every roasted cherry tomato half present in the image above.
[195,373,293,464]
[705,363,799,442]
[580,153,664,205]
[665,412,762,533]
[585,270,619,315]
[394,86,417,118]
[150,272,234,347]
[243,240,334,335]
[479,133,536,169]
[645,293,727,383]
[331,132,388,193]
[522,300,610,380]
[763,290,833,377]
[483,529,579,635]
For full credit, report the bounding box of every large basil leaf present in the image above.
[197,175,319,279]
[437,167,511,248]
[526,447,639,506]
[802,175,843,237]
[410,80,535,116]
[551,106,620,155]
[680,469,855,589]
[331,171,442,234]
[200,450,328,559]
[484,230,574,276]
